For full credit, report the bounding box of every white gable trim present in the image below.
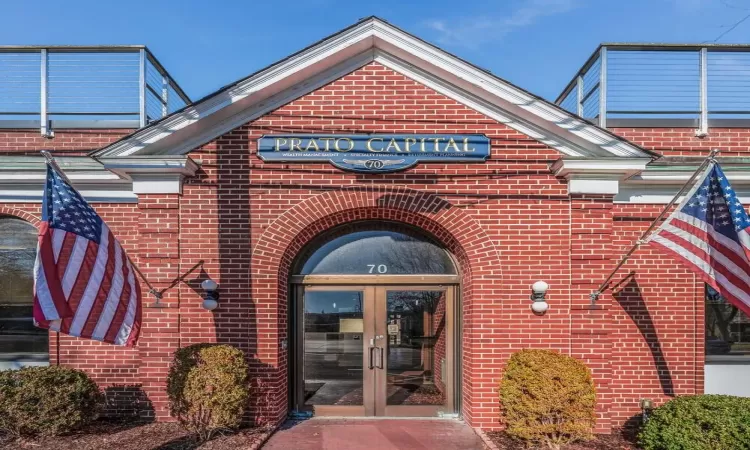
[373,51,587,157]
[94,17,651,160]
[368,22,644,158]
[96,24,378,157]
[132,50,375,157]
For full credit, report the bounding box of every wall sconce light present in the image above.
[530,281,549,314]
[201,279,219,311]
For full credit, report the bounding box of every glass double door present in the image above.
[296,285,455,417]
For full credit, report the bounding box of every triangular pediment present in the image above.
[93,17,654,160]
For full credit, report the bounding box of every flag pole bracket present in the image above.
[148,289,165,308]
[145,260,205,308]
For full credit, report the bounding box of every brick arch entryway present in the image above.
[252,186,502,426]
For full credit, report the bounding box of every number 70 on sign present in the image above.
[367,264,388,274]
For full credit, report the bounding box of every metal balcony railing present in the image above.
[555,44,750,134]
[0,46,191,136]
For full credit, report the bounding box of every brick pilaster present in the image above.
[135,194,182,420]
[570,195,615,433]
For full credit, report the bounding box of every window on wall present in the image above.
[0,216,48,369]
[706,285,750,362]
[295,222,457,275]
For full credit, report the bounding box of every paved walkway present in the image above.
[262,418,486,450]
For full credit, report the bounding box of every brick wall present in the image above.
[0,129,132,155]
[610,127,750,157]
[0,64,709,431]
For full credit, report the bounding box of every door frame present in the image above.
[290,275,460,285]
[289,274,461,418]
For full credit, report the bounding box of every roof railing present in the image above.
[555,43,750,134]
[0,46,191,136]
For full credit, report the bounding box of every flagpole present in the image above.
[41,152,67,358]
[589,148,721,306]
[40,150,165,305]
[40,150,73,184]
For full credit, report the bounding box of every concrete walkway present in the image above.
[262,418,486,450]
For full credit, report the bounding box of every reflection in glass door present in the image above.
[376,288,454,416]
[297,287,375,416]
[304,290,364,406]
[293,285,454,417]
[385,290,446,406]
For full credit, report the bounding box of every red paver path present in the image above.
[262,418,486,450]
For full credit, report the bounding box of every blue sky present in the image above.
[1,0,748,102]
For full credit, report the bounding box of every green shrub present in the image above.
[639,395,750,450]
[166,343,249,441]
[498,349,597,450]
[0,366,102,436]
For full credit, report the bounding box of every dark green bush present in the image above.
[499,349,597,450]
[639,395,750,450]
[166,343,249,441]
[0,366,102,436]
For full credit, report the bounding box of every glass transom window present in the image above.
[296,223,457,275]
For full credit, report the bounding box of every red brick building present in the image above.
[1,18,748,432]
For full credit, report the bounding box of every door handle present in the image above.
[376,347,384,369]
[368,347,376,369]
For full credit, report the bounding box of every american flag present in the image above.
[648,162,750,317]
[33,163,141,346]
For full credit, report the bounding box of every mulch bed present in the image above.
[485,431,639,450]
[0,419,274,450]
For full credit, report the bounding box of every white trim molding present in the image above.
[552,158,650,196]
[569,179,620,195]
[0,156,136,203]
[0,155,200,202]
[92,17,653,161]
[0,186,137,204]
[617,168,750,204]
[615,159,750,203]
[131,175,184,195]
[99,156,199,195]
[1,156,120,181]
[99,156,200,180]
[631,170,750,185]
[551,158,649,179]
[617,184,750,204]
